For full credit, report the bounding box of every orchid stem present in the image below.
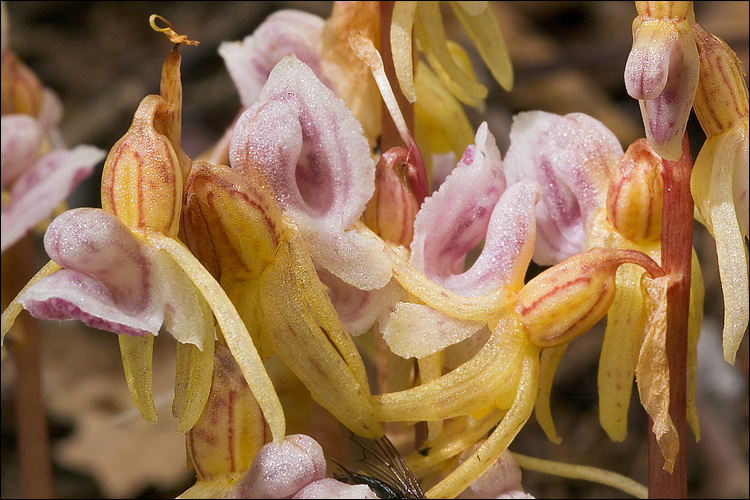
[648,134,693,498]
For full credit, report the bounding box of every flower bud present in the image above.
[100,94,182,236]
[363,146,420,246]
[606,138,664,243]
[187,343,269,480]
[0,52,43,117]
[516,248,663,348]
[691,22,749,138]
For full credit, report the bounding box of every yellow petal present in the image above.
[687,249,704,440]
[259,231,382,439]
[598,262,648,442]
[535,345,566,444]
[147,232,286,443]
[173,334,215,434]
[414,1,487,107]
[390,0,419,103]
[118,333,157,424]
[374,312,527,422]
[449,0,513,91]
[425,347,539,499]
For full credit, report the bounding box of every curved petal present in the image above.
[503,111,623,265]
[230,55,391,290]
[1,145,104,252]
[219,10,327,108]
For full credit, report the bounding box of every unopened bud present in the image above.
[100,94,182,236]
[363,147,420,246]
[187,343,269,480]
[691,22,749,138]
[516,248,663,348]
[607,139,663,243]
[1,52,43,117]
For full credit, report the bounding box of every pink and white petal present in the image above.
[318,265,407,336]
[411,122,506,282]
[383,302,485,359]
[503,112,621,266]
[1,114,42,189]
[18,268,158,337]
[40,208,162,321]
[1,145,104,253]
[293,478,378,499]
[624,22,673,101]
[219,10,327,109]
[230,56,389,289]
[233,434,327,499]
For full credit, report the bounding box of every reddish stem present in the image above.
[648,134,693,498]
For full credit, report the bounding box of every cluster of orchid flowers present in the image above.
[1,1,747,498]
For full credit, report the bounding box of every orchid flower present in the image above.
[1,1,104,253]
[690,21,749,364]
[624,1,700,161]
[184,55,386,440]
[502,110,705,472]
[0,18,286,442]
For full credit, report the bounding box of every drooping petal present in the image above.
[636,275,678,473]
[19,208,163,333]
[624,6,699,161]
[219,10,327,109]
[230,55,391,290]
[692,121,749,363]
[1,144,104,252]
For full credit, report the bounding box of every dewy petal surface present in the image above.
[1,144,104,253]
[17,208,207,348]
[230,55,391,290]
[219,10,327,109]
[503,111,623,266]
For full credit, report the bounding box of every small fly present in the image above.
[331,432,425,499]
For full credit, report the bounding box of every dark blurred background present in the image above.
[1,2,748,498]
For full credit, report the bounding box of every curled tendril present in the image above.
[149,14,199,46]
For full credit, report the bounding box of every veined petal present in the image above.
[21,208,161,326]
[625,17,699,160]
[230,55,391,290]
[503,111,623,265]
[219,10,327,109]
[1,144,104,253]
[411,122,506,283]
[693,121,749,363]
